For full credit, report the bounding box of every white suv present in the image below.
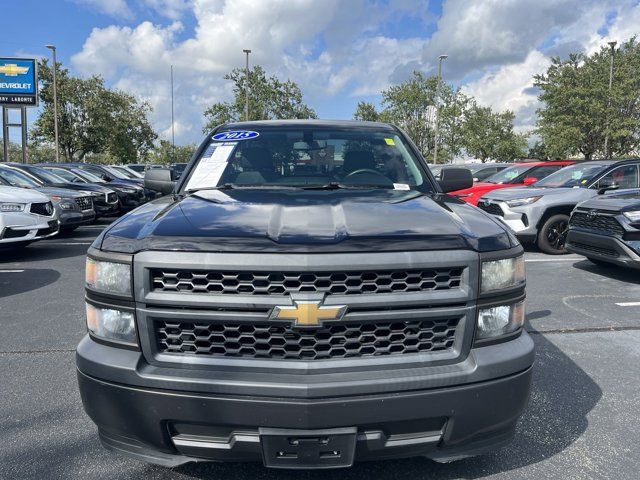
[0,185,60,248]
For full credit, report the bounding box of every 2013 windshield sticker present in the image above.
[212,130,259,141]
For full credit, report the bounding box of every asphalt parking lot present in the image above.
[1,220,639,480]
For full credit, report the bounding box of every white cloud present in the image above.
[71,0,431,142]
[69,0,640,144]
[72,0,134,19]
[462,50,551,132]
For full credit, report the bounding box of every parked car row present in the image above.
[453,158,640,257]
[0,161,160,249]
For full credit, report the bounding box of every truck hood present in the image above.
[576,189,640,212]
[97,189,514,254]
[0,185,49,203]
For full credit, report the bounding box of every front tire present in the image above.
[537,214,570,255]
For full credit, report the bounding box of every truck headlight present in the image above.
[477,301,525,340]
[0,202,26,212]
[86,258,132,295]
[481,255,525,293]
[623,210,640,222]
[506,196,542,208]
[86,303,137,345]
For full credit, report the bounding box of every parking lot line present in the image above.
[0,269,25,273]
[44,242,93,245]
[615,302,640,307]
[525,257,582,262]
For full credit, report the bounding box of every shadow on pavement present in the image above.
[572,259,640,284]
[0,268,61,299]
[163,332,602,480]
[0,243,89,263]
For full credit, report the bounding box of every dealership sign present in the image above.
[0,58,38,106]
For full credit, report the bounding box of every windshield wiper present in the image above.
[300,182,394,190]
[186,183,303,193]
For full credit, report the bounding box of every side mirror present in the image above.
[101,174,113,182]
[597,180,619,195]
[523,177,538,186]
[439,168,473,193]
[145,168,176,195]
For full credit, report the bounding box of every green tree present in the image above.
[353,101,381,121]
[148,140,196,165]
[203,66,316,131]
[535,37,640,159]
[461,103,527,162]
[32,60,156,162]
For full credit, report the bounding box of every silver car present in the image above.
[477,159,640,254]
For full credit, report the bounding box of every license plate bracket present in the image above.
[260,427,357,469]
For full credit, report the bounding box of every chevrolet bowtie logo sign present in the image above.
[0,64,29,76]
[270,301,347,327]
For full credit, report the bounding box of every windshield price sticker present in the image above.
[393,183,410,190]
[186,143,237,190]
[212,130,259,141]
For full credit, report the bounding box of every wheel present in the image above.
[537,214,570,255]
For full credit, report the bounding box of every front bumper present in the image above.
[59,209,96,228]
[477,200,542,241]
[0,212,59,244]
[567,230,640,268]
[76,332,534,467]
[95,202,120,217]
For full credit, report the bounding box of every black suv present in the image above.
[567,188,640,268]
[77,120,533,469]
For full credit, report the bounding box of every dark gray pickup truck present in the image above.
[77,120,533,469]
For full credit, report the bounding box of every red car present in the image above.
[450,161,576,206]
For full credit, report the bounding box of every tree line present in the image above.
[14,36,640,164]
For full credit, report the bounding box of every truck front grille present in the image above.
[570,211,624,236]
[155,318,460,360]
[150,267,464,296]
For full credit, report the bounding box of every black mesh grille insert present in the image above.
[570,211,624,236]
[568,242,620,258]
[151,268,464,296]
[156,318,460,360]
[477,202,504,217]
[75,196,93,211]
[29,202,53,216]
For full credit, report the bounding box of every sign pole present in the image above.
[20,106,27,163]
[2,107,8,162]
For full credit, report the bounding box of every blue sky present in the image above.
[2,0,638,145]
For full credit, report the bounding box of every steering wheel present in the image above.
[345,168,386,178]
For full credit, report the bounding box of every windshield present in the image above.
[485,164,533,184]
[183,126,432,192]
[72,168,103,183]
[43,167,78,182]
[112,166,140,179]
[0,167,41,188]
[103,166,130,180]
[28,166,68,184]
[534,163,608,188]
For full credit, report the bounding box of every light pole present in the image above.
[432,54,448,165]
[170,64,175,163]
[603,41,617,158]
[243,49,251,121]
[45,44,60,162]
